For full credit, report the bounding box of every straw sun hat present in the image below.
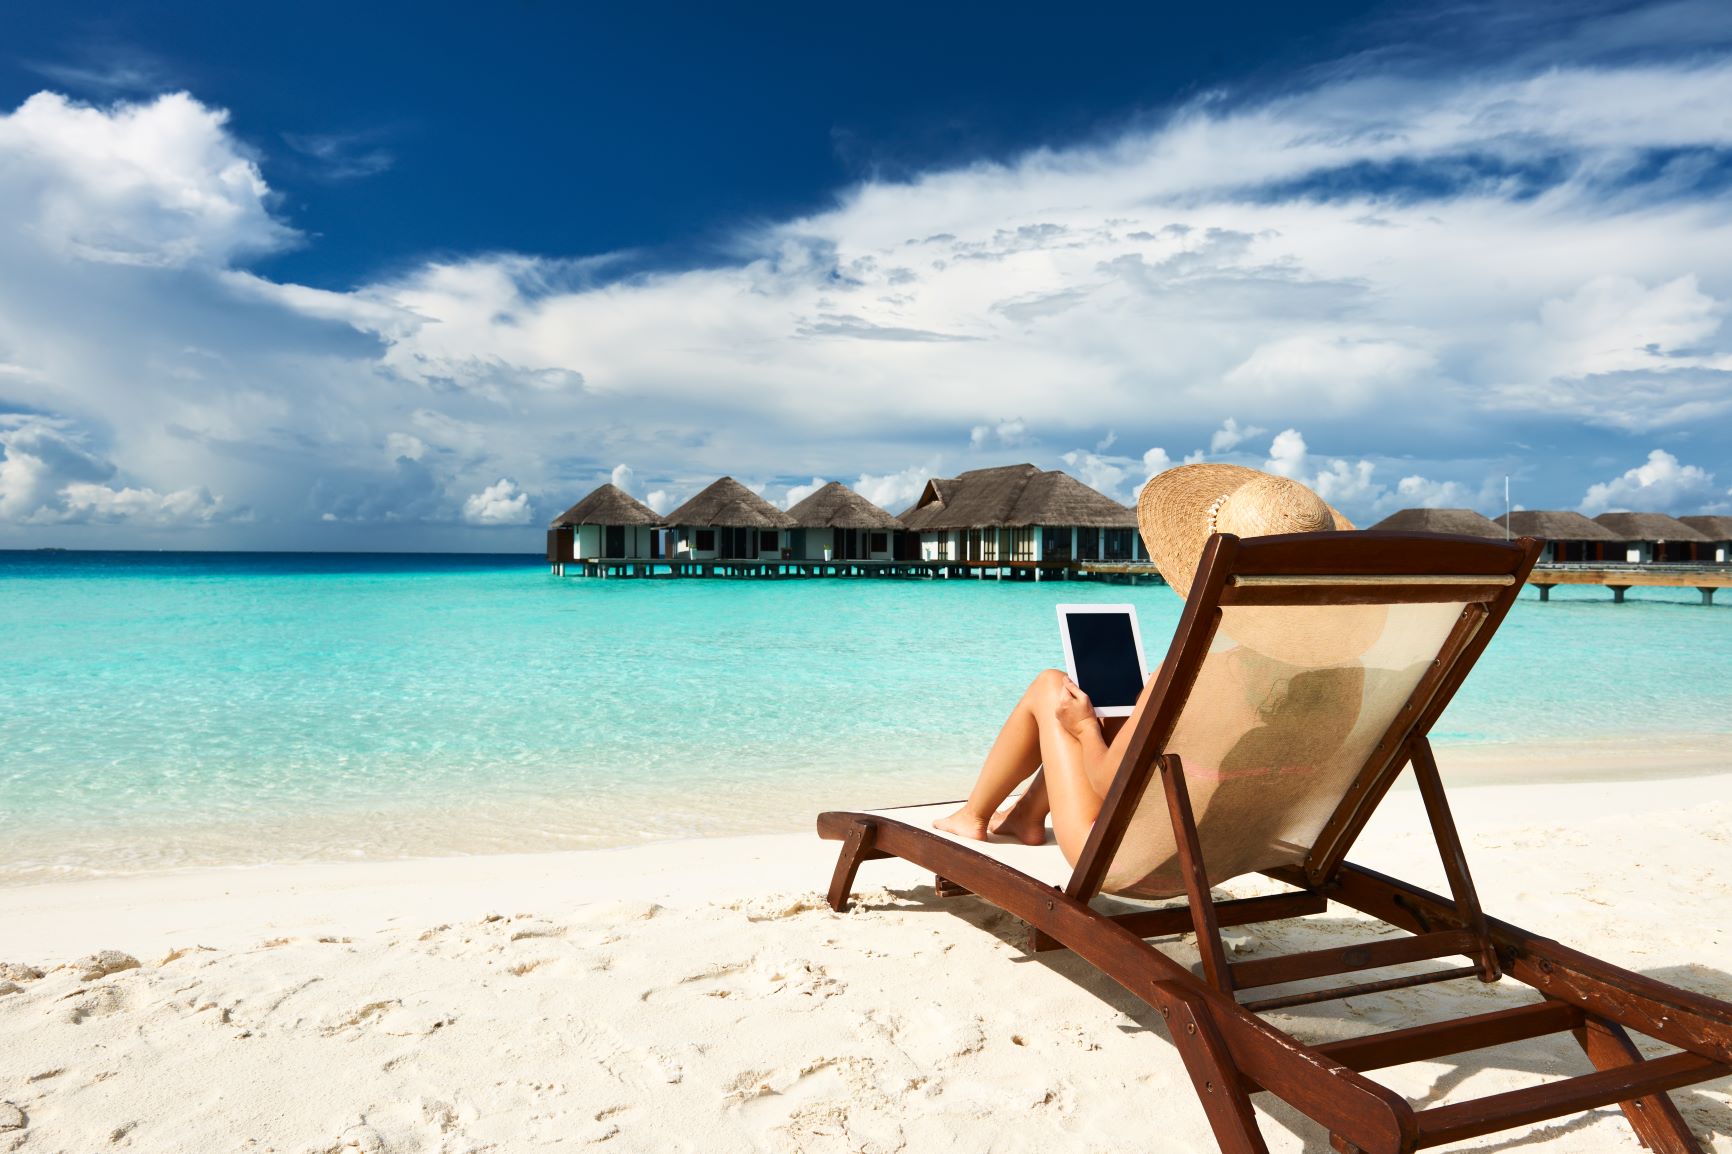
[1137,463,1354,598]
[1138,464,1384,668]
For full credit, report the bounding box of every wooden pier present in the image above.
[1528,563,1732,604]
[551,558,1164,583]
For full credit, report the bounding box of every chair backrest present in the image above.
[1066,531,1541,902]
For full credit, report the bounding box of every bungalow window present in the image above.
[695,529,716,551]
[869,531,888,554]
[1105,529,1133,560]
[759,530,779,553]
[1076,526,1100,559]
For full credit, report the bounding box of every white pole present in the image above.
[1504,476,1510,540]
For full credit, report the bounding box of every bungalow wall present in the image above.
[673,527,789,561]
[792,528,895,561]
[916,526,1143,563]
[569,524,659,561]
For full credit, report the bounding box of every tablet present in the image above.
[1056,604,1149,718]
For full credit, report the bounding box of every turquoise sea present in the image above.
[2,551,1730,883]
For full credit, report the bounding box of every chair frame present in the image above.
[818,531,1732,1153]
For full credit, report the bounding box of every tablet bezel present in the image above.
[1055,603,1149,718]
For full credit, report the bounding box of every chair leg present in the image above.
[1409,738,1500,981]
[827,820,877,912]
[1572,1013,1706,1154]
[1157,983,1270,1154]
[1159,753,1235,994]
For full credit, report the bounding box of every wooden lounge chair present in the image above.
[818,530,1732,1153]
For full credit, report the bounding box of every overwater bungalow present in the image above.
[1369,508,1506,538]
[546,482,664,566]
[1491,510,1620,563]
[899,463,1141,566]
[1679,516,1732,564]
[663,477,796,561]
[1592,512,1710,563]
[784,482,906,561]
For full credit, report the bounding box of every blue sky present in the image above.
[3,1,1732,549]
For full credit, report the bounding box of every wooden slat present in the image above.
[1162,753,1235,993]
[1415,1051,1728,1148]
[1241,965,1482,1013]
[1220,584,1511,606]
[1231,930,1479,991]
[1230,573,1516,586]
[1028,890,1329,953]
[1410,738,1500,981]
[1321,863,1732,1065]
[1317,1001,1583,1072]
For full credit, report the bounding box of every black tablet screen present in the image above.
[1065,613,1143,709]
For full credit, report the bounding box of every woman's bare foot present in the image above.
[988,796,1050,845]
[932,808,990,841]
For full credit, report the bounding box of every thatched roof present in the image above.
[1679,515,1732,540]
[1370,508,1507,539]
[663,477,796,529]
[1492,511,1618,541]
[1593,512,1711,542]
[785,482,903,530]
[548,483,662,528]
[900,464,1136,530]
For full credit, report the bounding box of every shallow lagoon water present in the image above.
[2,551,1729,881]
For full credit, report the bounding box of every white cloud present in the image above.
[1579,449,1728,514]
[0,91,293,267]
[1208,417,1265,454]
[610,463,634,494]
[6,48,1732,545]
[1391,474,1476,509]
[1060,450,1133,501]
[853,466,931,513]
[970,419,1030,449]
[0,413,229,525]
[1264,429,1309,479]
[1222,336,1435,410]
[461,478,531,525]
[385,433,425,462]
[782,476,826,508]
[1260,427,1492,521]
[644,489,677,515]
[1532,275,1720,378]
[59,480,226,524]
[1142,447,1174,478]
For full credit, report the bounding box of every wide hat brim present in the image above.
[1138,463,1354,599]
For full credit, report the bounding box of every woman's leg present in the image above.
[977,676,1160,848]
[933,669,1069,840]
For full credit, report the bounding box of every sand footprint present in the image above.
[61,983,130,1025]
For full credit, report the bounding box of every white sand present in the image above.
[2,755,1731,1152]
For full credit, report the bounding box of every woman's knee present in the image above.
[1026,667,1067,701]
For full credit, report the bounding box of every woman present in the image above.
[932,669,1152,860]
[933,462,1356,871]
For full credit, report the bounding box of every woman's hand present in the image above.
[1054,679,1098,740]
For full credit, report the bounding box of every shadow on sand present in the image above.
[871,882,1732,1153]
